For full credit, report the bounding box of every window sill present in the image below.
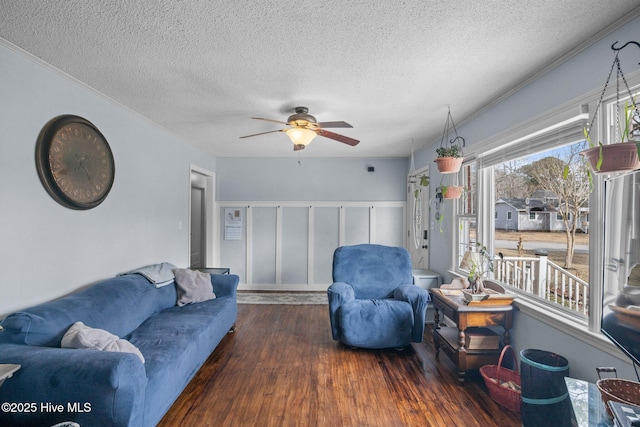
[513,295,630,364]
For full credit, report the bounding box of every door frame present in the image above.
[189,165,216,268]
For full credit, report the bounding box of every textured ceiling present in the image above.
[2,1,639,158]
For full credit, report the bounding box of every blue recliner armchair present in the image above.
[327,244,430,349]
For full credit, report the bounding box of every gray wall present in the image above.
[0,41,216,316]
[412,16,640,382]
[216,157,408,201]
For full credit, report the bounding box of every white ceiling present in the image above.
[2,1,639,158]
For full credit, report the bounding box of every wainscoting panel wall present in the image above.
[218,202,406,291]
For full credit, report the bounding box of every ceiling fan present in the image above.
[239,106,360,151]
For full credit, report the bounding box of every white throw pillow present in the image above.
[61,321,145,363]
[173,268,216,306]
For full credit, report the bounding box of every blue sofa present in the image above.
[0,271,239,427]
[328,244,430,349]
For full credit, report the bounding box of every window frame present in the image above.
[455,161,478,271]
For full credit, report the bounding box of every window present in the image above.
[452,74,640,334]
[490,141,591,318]
[453,103,592,316]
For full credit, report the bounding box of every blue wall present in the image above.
[217,157,408,201]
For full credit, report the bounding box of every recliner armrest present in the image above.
[393,285,430,343]
[327,282,355,340]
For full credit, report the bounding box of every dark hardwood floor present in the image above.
[158,303,521,426]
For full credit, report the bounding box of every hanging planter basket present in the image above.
[435,156,464,174]
[442,185,463,199]
[581,142,640,173]
[435,107,465,174]
[581,41,640,174]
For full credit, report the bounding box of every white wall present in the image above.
[0,41,216,316]
[412,16,640,382]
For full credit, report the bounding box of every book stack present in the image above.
[464,327,500,350]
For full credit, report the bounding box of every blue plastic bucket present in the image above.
[520,349,575,426]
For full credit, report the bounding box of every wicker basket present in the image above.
[596,367,640,417]
[480,345,522,413]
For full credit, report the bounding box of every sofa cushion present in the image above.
[173,268,216,306]
[0,274,177,347]
[61,321,145,363]
[128,294,237,427]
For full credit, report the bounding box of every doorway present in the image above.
[190,186,205,268]
[190,167,216,268]
[407,166,430,269]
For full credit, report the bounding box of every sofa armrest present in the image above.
[0,343,147,427]
[393,285,430,342]
[327,282,355,340]
[211,274,239,298]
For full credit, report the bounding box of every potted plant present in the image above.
[435,136,465,174]
[581,100,640,173]
[459,242,495,295]
[439,183,464,199]
[413,175,430,200]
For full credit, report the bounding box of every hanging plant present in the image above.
[580,41,640,174]
[413,175,430,199]
[438,183,464,200]
[435,107,465,174]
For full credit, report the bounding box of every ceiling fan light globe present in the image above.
[285,127,317,146]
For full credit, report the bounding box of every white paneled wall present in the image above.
[218,201,406,291]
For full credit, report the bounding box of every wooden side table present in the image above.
[429,288,513,383]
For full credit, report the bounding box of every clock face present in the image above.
[36,115,115,210]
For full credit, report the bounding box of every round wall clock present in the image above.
[35,115,115,210]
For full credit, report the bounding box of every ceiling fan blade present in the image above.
[252,117,289,125]
[316,121,353,128]
[239,129,284,139]
[317,129,360,146]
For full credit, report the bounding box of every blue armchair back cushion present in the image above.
[332,244,414,299]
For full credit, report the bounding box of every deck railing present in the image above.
[493,253,589,315]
